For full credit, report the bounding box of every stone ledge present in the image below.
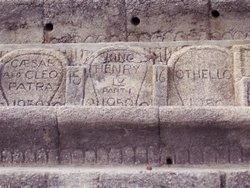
[0,166,249,187]
[0,107,249,165]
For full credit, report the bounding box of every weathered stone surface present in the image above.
[153,65,168,106]
[84,47,154,106]
[235,77,250,106]
[0,0,44,43]
[226,171,250,188]
[57,106,159,164]
[234,45,250,82]
[168,46,234,106]
[1,1,250,43]
[210,0,250,40]
[159,107,250,165]
[0,49,68,106]
[66,66,85,105]
[126,0,209,42]
[0,107,59,165]
[43,0,126,43]
[0,41,249,107]
[0,167,222,188]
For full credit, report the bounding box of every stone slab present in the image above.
[168,46,234,106]
[0,48,68,106]
[84,47,154,106]
[0,0,44,43]
[0,167,223,188]
[57,106,159,165]
[43,0,126,43]
[0,107,59,165]
[159,107,250,165]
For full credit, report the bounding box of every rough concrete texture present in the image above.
[0,41,250,106]
[1,0,250,43]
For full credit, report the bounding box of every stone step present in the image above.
[0,106,250,166]
[0,0,249,43]
[0,165,249,187]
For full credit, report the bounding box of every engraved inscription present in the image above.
[84,48,153,106]
[168,47,234,106]
[153,65,168,106]
[0,49,67,106]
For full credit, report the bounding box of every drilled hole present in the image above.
[44,23,54,31]
[166,157,173,165]
[131,17,140,26]
[211,10,220,18]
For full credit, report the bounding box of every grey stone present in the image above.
[226,171,250,188]
[0,49,68,106]
[0,167,222,188]
[0,0,44,43]
[235,77,250,106]
[153,65,168,106]
[66,66,85,105]
[159,107,250,165]
[84,47,154,106]
[126,0,209,42]
[0,107,59,165]
[210,0,250,40]
[168,46,234,106]
[43,0,126,43]
[57,106,159,165]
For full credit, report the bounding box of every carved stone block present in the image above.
[0,49,68,106]
[168,46,234,106]
[84,47,154,106]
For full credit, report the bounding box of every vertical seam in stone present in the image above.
[124,0,128,42]
[42,0,46,43]
[208,0,212,40]
[220,173,227,188]
[157,107,161,165]
[55,108,61,165]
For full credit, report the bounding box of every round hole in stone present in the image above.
[131,16,140,26]
[44,23,54,31]
[211,10,220,18]
[166,157,173,165]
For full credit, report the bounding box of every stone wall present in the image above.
[1,0,250,43]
